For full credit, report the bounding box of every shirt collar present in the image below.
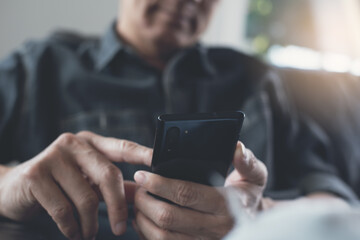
[95,22,214,74]
[95,22,124,71]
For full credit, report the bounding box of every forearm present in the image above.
[260,192,349,211]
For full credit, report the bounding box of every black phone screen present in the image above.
[151,112,244,186]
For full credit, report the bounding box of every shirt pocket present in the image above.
[60,109,154,147]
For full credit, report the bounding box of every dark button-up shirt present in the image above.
[0,22,358,239]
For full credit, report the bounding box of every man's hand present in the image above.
[224,142,267,213]
[0,131,152,240]
[133,141,267,240]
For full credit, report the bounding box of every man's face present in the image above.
[120,0,219,50]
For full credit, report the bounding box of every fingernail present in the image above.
[115,221,127,235]
[134,171,147,185]
[237,143,246,160]
[241,144,250,163]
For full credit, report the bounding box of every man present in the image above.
[0,0,356,239]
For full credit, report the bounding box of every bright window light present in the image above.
[267,45,359,75]
[268,45,321,70]
[351,59,360,76]
[322,53,352,73]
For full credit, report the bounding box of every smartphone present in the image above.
[151,111,245,186]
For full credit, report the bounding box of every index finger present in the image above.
[77,131,153,167]
[134,171,228,215]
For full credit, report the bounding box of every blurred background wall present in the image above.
[0,0,248,59]
[0,0,117,58]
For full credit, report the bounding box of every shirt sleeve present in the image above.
[0,51,25,164]
[263,70,358,203]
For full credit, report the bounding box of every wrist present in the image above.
[258,197,276,211]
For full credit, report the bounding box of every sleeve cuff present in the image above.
[299,173,359,204]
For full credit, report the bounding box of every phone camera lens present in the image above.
[165,127,180,152]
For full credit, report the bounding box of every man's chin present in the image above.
[154,29,195,47]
